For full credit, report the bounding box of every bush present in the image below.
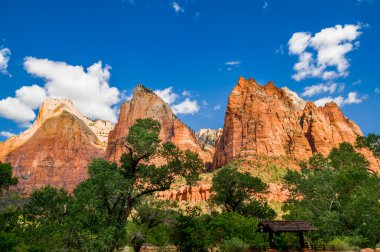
[329,236,362,251]
[221,237,249,252]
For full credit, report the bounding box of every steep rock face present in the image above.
[105,84,213,164]
[195,128,223,155]
[0,99,113,193]
[213,77,369,169]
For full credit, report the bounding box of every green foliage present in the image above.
[283,142,380,246]
[126,198,179,251]
[356,133,380,157]
[174,210,265,252]
[220,237,249,252]
[328,236,364,251]
[0,162,18,195]
[15,186,72,250]
[174,212,213,252]
[14,118,204,251]
[211,166,276,219]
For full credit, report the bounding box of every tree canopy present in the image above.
[211,166,276,219]
[283,142,380,247]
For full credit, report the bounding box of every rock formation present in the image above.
[106,84,213,164]
[195,128,223,155]
[156,184,212,202]
[213,77,376,171]
[0,98,113,193]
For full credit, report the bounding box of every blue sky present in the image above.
[0,0,379,140]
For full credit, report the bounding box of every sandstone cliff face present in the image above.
[213,77,372,169]
[0,99,113,193]
[105,84,213,164]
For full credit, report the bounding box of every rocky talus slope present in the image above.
[0,98,113,193]
[105,84,213,164]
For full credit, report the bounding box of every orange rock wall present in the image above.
[106,85,213,164]
[213,77,379,173]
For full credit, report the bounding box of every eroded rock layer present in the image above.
[105,84,213,164]
[213,77,378,172]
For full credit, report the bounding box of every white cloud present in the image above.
[0,58,121,125]
[23,57,121,123]
[263,1,269,9]
[314,92,365,107]
[288,32,311,55]
[214,104,221,110]
[0,85,46,125]
[172,98,199,115]
[225,60,241,66]
[352,79,362,85]
[0,131,15,138]
[301,83,341,97]
[172,2,184,13]
[154,87,178,104]
[0,48,11,76]
[288,24,363,81]
[375,87,380,94]
[16,85,47,109]
[182,90,191,96]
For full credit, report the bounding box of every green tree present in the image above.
[283,142,380,247]
[211,166,275,219]
[0,162,18,196]
[0,162,19,252]
[71,118,204,250]
[16,186,72,250]
[356,133,380,157]
[126,197,178,252]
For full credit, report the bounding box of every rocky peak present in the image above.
[0,98,107,194]
[34,98,113,148]
[106,84,213,164]
[213,77,369,169]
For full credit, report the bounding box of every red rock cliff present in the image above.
[105,84,213,164]
[213,77,378,172]
[0,99,113,194]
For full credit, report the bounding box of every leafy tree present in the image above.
[0,162,18,196]
[356,133,380,157]
[70,118,205,250]
[283,143,380,247]
[16,186,72,250]
[174,210,213,252]
[174,210,265,252]
[0,162,20,252]
[211,166,275,219]
[127,197,178,251]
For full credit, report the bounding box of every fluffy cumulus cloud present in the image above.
[0,47,11,76]
[0,85,46,125]
[288,24,362,81]
[314,92,365,107]
[172,98,199,115]
[0,131,15,138]
[301,83,344,97]
[154,87,200,115]
[0,57,121,125]
[154,87,178,104]
[24,57,120,122]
